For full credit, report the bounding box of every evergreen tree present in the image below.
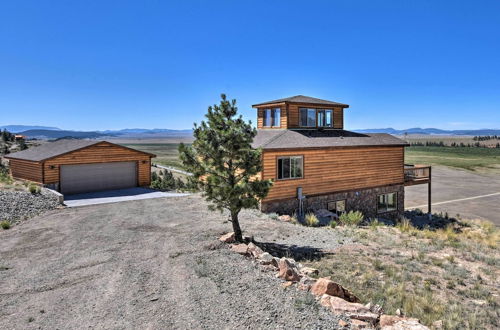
[18,138,28,150]
[179,94,272,242]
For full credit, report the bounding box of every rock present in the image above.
[338,319,349,327]
[322,295,379,324]
[230,243,249,255]
[247,242,264,258]
[281,281,293,288]
[365,302,383,314]
[277,215,292,222]
[300,267,319,276]
[298,276,316,291]
[271,257,280,269]
[219,232,235,243]
[395,308,402,316]
[258,252,274,264]
[310,278,360,303]
[351,319,370,329]
[432,320,443,329]
[277,258,301,282]
[380,315,429,330]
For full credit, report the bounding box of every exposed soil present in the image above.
[0,194,348,329]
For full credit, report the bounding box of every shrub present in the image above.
[396,218,415,233]
[369,218,383,230]
[304,213,319,227]
[339,211,364,226]
[329,220,337,228]
[28,183,41,194]
[1,220,11,230]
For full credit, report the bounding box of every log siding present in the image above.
[9,159,43,183]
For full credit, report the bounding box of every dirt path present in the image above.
[0,195,345,329]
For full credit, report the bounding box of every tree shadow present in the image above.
[253,241,332,261]
[404,210,461,230]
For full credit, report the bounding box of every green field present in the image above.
[405,146,500,173]
[121,143,185,168]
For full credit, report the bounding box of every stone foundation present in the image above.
[261,184,405,220]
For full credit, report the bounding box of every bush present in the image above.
[28,183,41,194]
[339,211,364,226]
[304,213,319,227]
[1,220,11,230]
[329,220,337,228]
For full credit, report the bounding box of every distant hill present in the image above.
[0,125,61,133]
[354,127,500,136]
[19,129,112,139]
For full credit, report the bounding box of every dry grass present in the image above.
[305,219,499,329]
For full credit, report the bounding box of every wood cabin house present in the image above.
[252,95,431,219]
[5,140,155,195]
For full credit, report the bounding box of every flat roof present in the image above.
[252,129,409,150]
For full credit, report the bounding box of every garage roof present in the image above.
[5,139,155,162]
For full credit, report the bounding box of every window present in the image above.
[299,108,316,127]
[263,108,280,127]
[378,192,398,213]
[318,109,333,127]
[277,156,303,180]
[328,199,346,215]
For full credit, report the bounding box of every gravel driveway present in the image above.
[0,194,347,329]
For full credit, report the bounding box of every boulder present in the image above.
[298,276,316,291]
[322,295,379,324]
[277,257,301,282]
[219,232,235,243]
[247,242,264,258]
[281,281,294,288]
[230,243,249,255]
[300,267,319,276]
[277,215,292,222]
[338,320,349,327]
[380,315,429,330]
[310,278,360,303]
[258,252,274,264]
[351,319,371,329]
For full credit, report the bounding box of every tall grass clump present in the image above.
[339,211,364,226]
[28,183,41,194]
[304,213,319,227]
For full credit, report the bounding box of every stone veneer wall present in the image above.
[261,184,405,220]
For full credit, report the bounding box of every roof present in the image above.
[252,129,409,150]
[252,95,349,108]
[5,139,155,162]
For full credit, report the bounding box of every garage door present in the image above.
[60,162,137,195]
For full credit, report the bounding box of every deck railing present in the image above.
[404,164,431,185]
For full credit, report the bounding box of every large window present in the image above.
[318,109,333,127]
[299,108,333,127]
[277,156,303,180]
[378,192,398,213]
[299,108,316,127]
[263,108,280,127]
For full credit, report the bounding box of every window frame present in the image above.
[276,155,304,181]
[327,199,346,216]
[262,108,281,128]
[377,192,398,214]
[299,107,334,128]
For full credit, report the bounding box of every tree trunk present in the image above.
[231,210,243,242]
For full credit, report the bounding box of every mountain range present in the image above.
[2,125,500,139]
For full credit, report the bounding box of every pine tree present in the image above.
[179,94,272,242]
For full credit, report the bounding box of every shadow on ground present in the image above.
[254,241,332,261]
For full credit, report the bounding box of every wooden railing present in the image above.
[404,164,431,186]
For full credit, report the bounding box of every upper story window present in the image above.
[299,108,333,127]
[277,156,303,180]
[263,108,281,127]
[299,108,316,127]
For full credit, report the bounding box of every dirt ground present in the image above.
[0,195,346,330]
[405,166,500,225]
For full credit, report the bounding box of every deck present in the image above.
[404,164,431,186]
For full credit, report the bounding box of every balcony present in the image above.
[404,164,431,186]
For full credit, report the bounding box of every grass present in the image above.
[1,220,11,230]
[405,146,500,173]
[304,219,499,329]
[304,213,319,227]
[120,143,186,168]
[338,211,364,226]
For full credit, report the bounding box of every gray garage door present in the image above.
[60,162,137,195]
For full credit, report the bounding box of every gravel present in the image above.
[0,194,350,329]
[0,189,61,223]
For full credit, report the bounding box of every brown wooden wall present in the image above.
[287,104,344,129]
[261,146,404,201]
[256,104,288,129]
[43,142,152,186]
[9,159,43,183]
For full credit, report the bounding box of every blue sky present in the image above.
[1,1,499,131]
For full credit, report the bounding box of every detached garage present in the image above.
[5,140,155,194]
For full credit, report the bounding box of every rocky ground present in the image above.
[0,190,61,223]
[0,194,350,329]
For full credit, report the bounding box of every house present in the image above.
[252,95,431,219]
[14,134,26,141]
[5,140,155,194]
